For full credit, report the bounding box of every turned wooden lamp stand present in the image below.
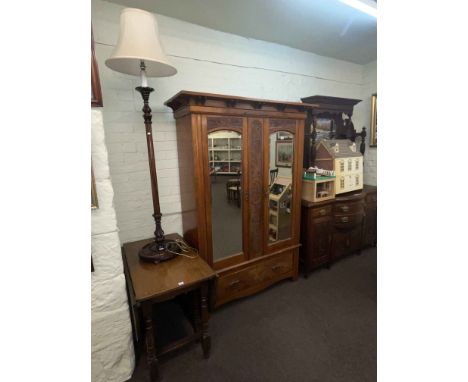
[136,85,176,261]
[105,8,178,263]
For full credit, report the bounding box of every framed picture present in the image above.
[275,141,293,167]
[91,27,103,107]
[315,118,332,133]
[313,118,333,142]
[370,93,377,147]
[91,166,99,209]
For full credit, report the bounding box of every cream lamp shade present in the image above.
[105,8,177,78]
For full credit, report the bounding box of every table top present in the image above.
[122,233,217,303]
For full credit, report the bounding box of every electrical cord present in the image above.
[166,239,199,259]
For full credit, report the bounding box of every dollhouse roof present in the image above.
[317,139,362,158]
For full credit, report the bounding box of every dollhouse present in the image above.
[314,139,363,194]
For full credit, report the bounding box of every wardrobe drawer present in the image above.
[334,201,363,215]
[217,266,258,302]
[259,251,294,282]
[311,205,332,218]
[333,213,364,229]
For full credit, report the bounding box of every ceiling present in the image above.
[106,0,376,65]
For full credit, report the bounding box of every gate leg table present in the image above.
[122,233,217,382]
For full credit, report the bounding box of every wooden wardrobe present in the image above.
[166,91,313,306]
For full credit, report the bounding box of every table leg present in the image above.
[192,290,202,338]
[142,303,159,382]
[200,283,211,358]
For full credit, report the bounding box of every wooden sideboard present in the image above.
[300,185,376,276]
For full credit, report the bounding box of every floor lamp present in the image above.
[105,8,178,263]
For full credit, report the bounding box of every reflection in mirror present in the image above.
[209,130,243,261]
[268,131,294,243]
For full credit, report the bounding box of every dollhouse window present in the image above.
[340,161,344,172]
[348,160,352,171]
[355,160,359,170]
[340,177,345,189]
[355,175,360,186]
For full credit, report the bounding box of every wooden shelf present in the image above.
[209,135,242,174]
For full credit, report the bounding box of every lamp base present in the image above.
[138,239,180,263]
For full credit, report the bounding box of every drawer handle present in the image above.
[340,206,349,212]
[319,208,327,216]
[229,280,240,288]
[341,216,349,223]
[271,264,282,271]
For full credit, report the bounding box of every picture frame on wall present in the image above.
[92,166,99,209]
[370,93,377,147]
[275,141,293,167]
[91,27,103,107]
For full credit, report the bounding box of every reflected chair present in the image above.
[270,168,279,185]
[226,171,242,207]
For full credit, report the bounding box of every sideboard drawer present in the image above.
[333,213,364,229]
[311,205,332,218]
[334,201,363,215]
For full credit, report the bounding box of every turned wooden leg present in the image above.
[192,290,202,342]
[200,283,211,358]
[142,303,159,382]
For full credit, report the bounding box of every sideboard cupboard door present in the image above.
[306,214,332,275]
[364,190,377,247]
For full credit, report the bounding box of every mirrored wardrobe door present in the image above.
[267,129,295,244]
[206,118,245,263]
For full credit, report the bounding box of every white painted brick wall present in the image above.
[91,0,377,244]
[91,109,134,382]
